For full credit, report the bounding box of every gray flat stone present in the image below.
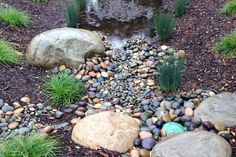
[151,131,231,157]
[194,92,236,127]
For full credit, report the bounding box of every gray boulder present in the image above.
[151,131,231,157]
[26,28,105,68]
[195,92,236,127]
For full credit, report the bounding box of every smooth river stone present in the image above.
[71,111,139,153]
[152,131,232,157]
[195,92,236,127]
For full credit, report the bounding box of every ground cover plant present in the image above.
[220,0,236,15]
[0,6,31,27]
[213,30,236,56]
[158,57,185,92]
[43,72,84,106]
[0,40,20,65]
[0,134,59,157]
[154,13,175,41]
[174,0,188,16]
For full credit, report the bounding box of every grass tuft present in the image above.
[65,0,86,28]
[212,30,236,57]
[0,40,20,65]
[44,72,85,106]
[0,6,31,27]
[220,0,236,15]
[154,13,175,41]
[158,57,185,93]
[174,0,188,17]
[0,134,59,157]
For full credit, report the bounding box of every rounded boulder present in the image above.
[26,28,105,68]
[71,111,139,153]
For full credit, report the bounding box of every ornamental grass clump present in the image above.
[212,30,236,56]
[0,40,20,65]
[44,72,84,106]
[65,0,86,28]
[0,6,31,27]
[154,13,175,41]
[174,0,188,17]
[0,134,59,157]
[158,57,185,93]
[220,0,236,15]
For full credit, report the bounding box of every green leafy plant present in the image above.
[158,57,185,92]
[65,0,86,28]
[174,0,188,17]
[0,40,20,65]
[154,13,176,41]
[213,30,236,56]
[0,6,31,27]
[220,0,236,15]
[0,134,59,157]
[44,72,84,106]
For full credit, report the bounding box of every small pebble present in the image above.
[20,96,31,103]
[55,111,63,119]
[139,131,153,139]
[8,122,19,130]
[130,149,140,157]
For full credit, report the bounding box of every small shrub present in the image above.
[213,30,236,56]
[174,0,188,17]
[158,57,185,92]
[220,0,236,15]
[0,40,20,65]
[44,72,84,106]
[0,134,59,157]
[0,6,31,27]
[65,0,86,28]
[154,13,175,41]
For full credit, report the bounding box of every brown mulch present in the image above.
[0,0,236,156]
[0,0,68,103]
[166,0,236,92]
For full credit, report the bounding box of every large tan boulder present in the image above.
[194,92,236,127]
[151,131,231,157]
[26,28,105,68]
[71,111,139,153]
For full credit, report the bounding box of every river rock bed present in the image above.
[0,37,233,156]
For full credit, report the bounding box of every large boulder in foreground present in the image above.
[71,111,139,153]
[26,28,105,68]
[195,92,236,127]
[151,131,231,157]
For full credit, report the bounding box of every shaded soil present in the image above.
[0,0,236,156]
